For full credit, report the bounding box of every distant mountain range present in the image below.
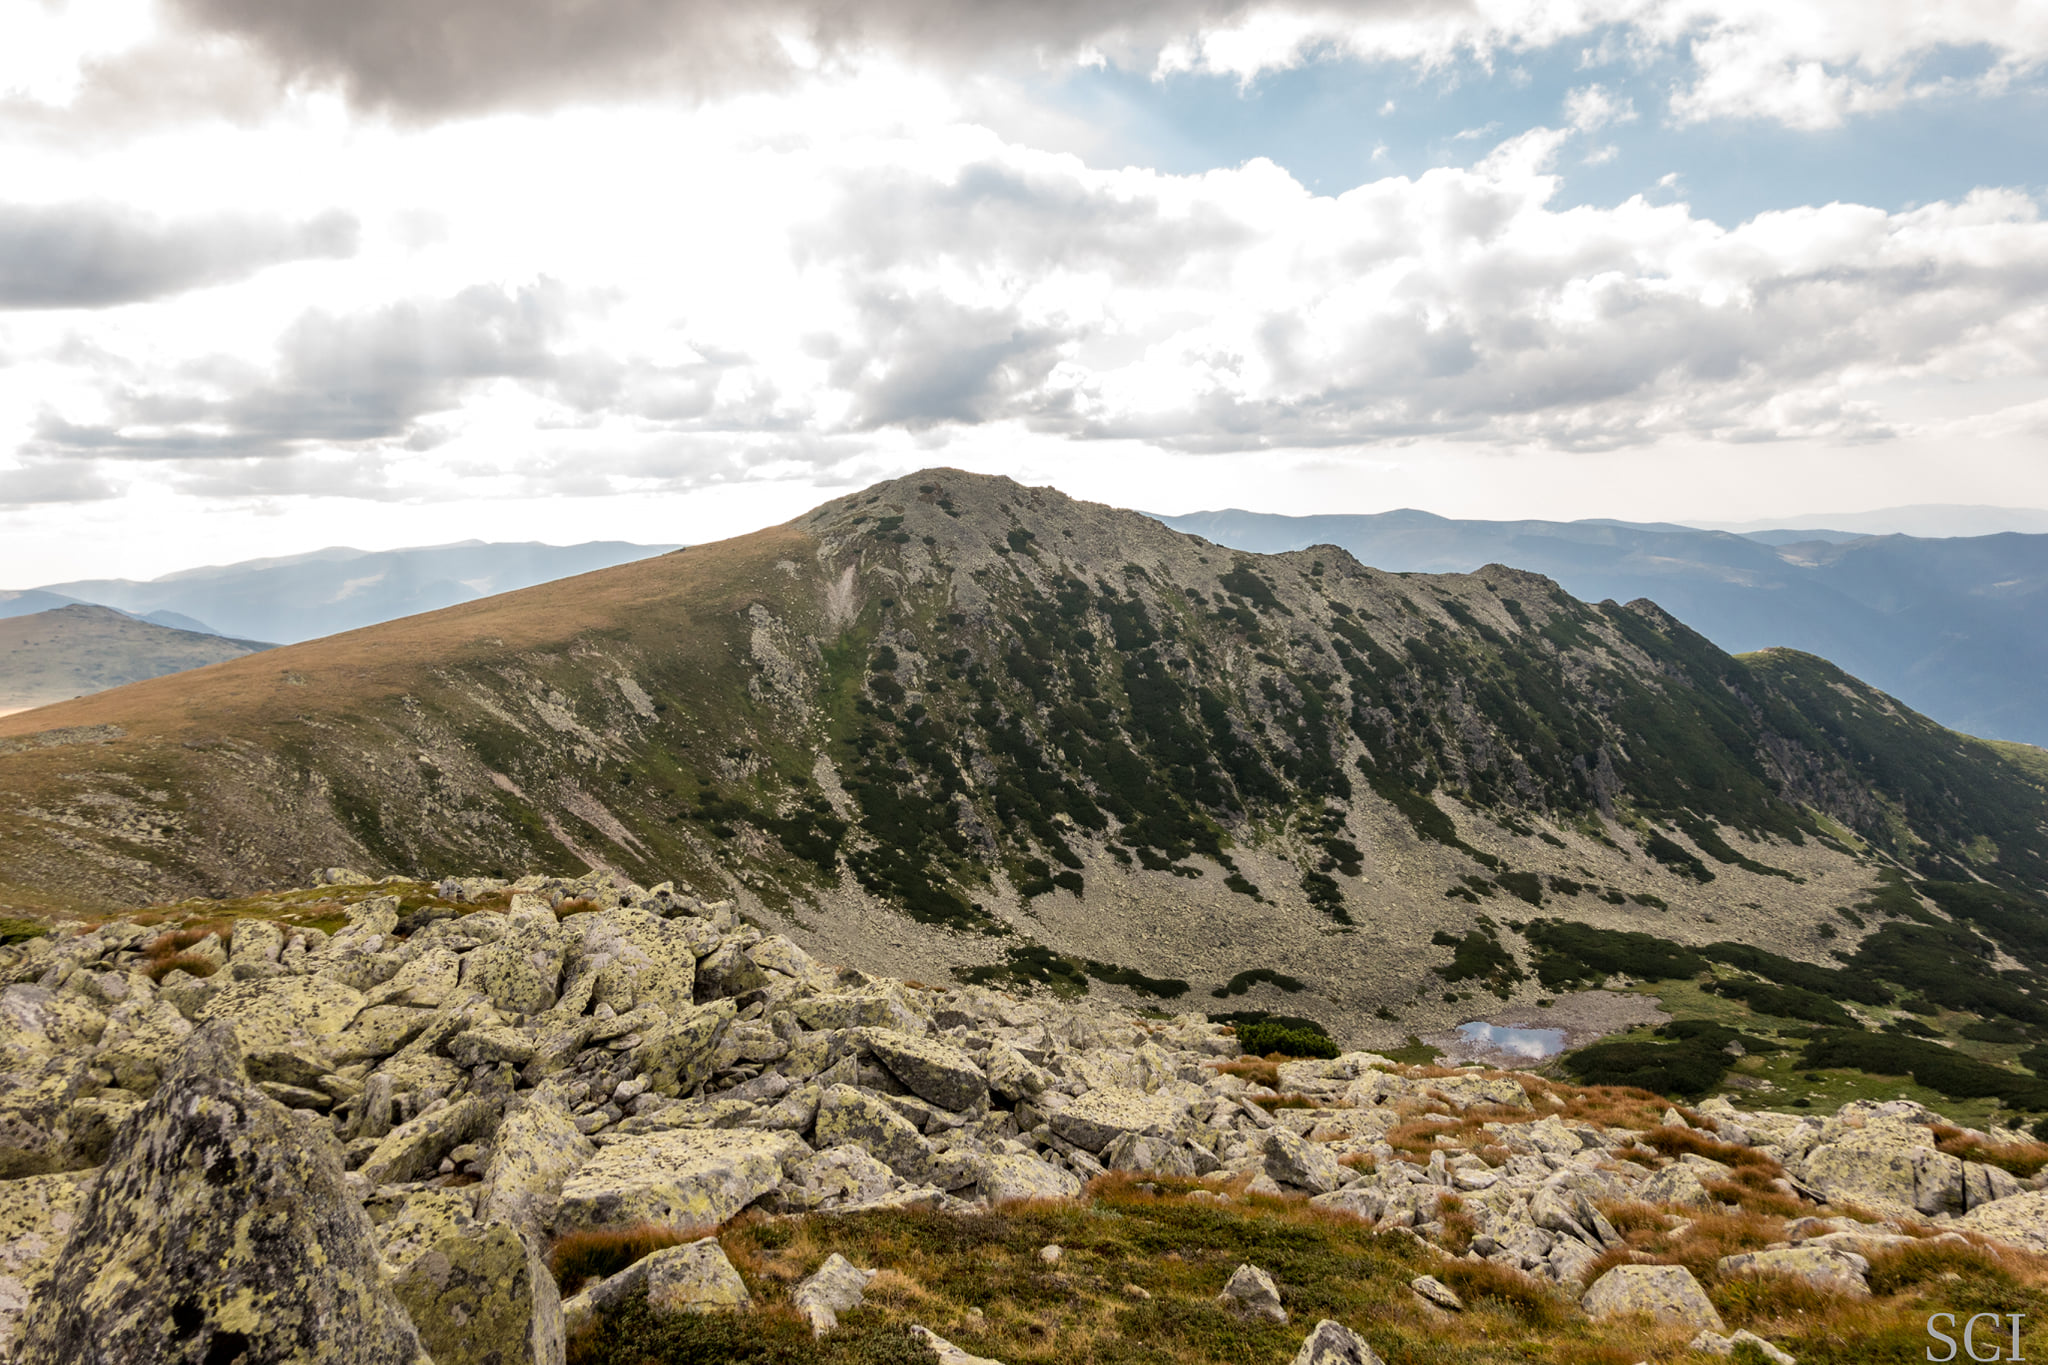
[11,540,677,644]
[0,606,271,715]
[1154,509,2048,748]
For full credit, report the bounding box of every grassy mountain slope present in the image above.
[0,605,272,715]
[5,471,2047,1050]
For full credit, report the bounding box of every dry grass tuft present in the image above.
[1931,1123,2048,1178]
[142,950,220,982]
[549,1224,708,1295]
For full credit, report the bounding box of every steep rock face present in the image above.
[15,1021,426,1365]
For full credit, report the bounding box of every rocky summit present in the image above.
[4,866,2048,1363]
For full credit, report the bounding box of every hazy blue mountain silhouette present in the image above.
[28,540,677,645]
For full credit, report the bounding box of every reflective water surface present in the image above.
[1455,1021,1568,1060]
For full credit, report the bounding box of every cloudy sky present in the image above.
[4,0,2047,581]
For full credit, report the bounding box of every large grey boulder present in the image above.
[632,1000,737,1097]
[1796,1120,1963,1217]
[0,1169,94,1358]
[479,1093,595,1237]
[15,1021,427,1365]
[863,1031,989,1113]
[814,1084,935,1181]
[1264,1128,1344,1194]
[978,1152,1083,1204]
[1046,1089,1189,1154]
[380,1190,565,1365]
[1956,1188,2048,1252]
[553,1128,805,1233]
[559,1238,750,1334]
[1717,1246,1871,1297]
[1580,1264,1724,1333]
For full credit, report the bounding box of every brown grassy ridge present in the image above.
[555,1168,2048,1365]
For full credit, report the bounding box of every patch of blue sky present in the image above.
[1038,37,2048,227]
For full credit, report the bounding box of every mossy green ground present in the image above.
[565,1176,2048,1365]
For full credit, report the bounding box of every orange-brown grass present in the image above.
[1704,1168,1808,1218]
[1249,1093,1319,1111]
[142,951,220,983]
[1436,1194,1478,1254]
[1520,1079,1691,1133]
[145,921,232,958]
[550,1224,707,1295]
[1931,1124,2048,1178]
[1383,1102,1532,1160]
[1207,1057,1281,1088]
[1640,1124,1780,1172]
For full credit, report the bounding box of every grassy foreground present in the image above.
[563,1170,2048,1365]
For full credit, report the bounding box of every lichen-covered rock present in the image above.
[359,1094,494,1187]
[1691,1329,1798,1363]
[1717,1245,1871,1296]
[460,910,564,1015]
[645,1238,751,1314]
[1580,1264,1724,1333]
[1217,1263,1286,1323]
[1640,1163,1713,1207]
[196,975,366,1058]
[863,1031,989,1113]
[448,1025,538,1068]
[1046,1089,1190,1154]
[14,1020,427,1365]
[0,1169,94,1358]
[985,1040,1053,1102]
[1796,1120,1963,1217]
[1264,1128,1344,1194]
[1956,1188,2048,1252]
[814,1084,934,1181]
[910,1324,1007,1365]
[632,1000,736,1098]
[793,1252,876,1336]
[479,1093,594,1238]
[1290,1319,1385,1365]
[979,1152,1083,1204]
[380,1189,565,1365]
[791,990,926,1035]
[780,1146,899,1212]
[554,1128,805,1233]
[91,994,192,1097]
[0,1056,104,1177]
[1101,1132,1198,1177]
[0,987,106,1072]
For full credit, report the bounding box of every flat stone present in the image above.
[978,1152,1083,1204]
[863,1030,989,1113]
[1046,1089,1189,1154]
[1264,1128,1344,1194]
[359,1095,493,1187]
[910,1324,1006,1365]
[554,1128,806,1233]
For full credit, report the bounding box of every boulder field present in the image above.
[1,868,2046,1363]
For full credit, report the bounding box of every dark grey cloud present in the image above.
[0,461,119,506]
[0,203,357,309]
[164,0,1276,116]
[831,288,1071,429]
[32,282,566,458]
